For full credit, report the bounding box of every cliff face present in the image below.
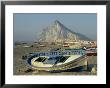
[39,20,90,43]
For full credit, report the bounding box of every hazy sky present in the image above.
[14,13,97,42]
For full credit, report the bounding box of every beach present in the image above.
[13,44,97,75]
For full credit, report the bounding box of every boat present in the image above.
[25,49,91,71]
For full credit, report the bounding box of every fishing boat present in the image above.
[25,49,91,71]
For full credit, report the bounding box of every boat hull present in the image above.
[28,55,88,71]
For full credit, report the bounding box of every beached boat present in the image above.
[26,49,90,71]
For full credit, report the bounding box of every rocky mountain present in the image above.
[38,20,90,43]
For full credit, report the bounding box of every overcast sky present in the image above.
[14,13,97,42]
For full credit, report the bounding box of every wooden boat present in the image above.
[26,49,89,71]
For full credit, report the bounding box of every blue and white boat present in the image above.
[26,49,88,71]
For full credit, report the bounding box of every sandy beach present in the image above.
[13,44,97,75]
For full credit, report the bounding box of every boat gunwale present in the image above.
[29,55,88,71]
